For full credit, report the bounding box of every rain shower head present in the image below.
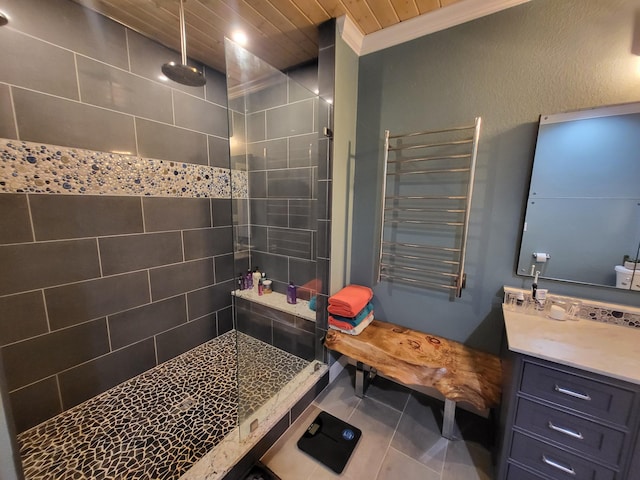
[162,62,205,87]
[162,0,205,87]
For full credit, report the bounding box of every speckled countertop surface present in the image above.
[232,289,316,321]
[503,305,640,385]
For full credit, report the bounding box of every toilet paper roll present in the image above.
[535,253,548,262]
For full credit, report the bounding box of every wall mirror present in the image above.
[517,102,640,290]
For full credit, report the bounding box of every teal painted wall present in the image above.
[352,0,640,353]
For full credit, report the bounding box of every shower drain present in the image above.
[175,396,197,412]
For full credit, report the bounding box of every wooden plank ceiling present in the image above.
[72,0,462,73]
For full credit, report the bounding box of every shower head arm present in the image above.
[178,0,187,66]
[161,0,205,86]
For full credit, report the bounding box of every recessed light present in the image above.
[232,30,248,46]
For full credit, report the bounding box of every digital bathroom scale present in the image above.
[296,410,362,474]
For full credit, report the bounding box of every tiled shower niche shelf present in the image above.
[232,289,316,322]
[17,331,327,480]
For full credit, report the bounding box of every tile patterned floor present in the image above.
[262,366,495,480]
[18,331,309,480]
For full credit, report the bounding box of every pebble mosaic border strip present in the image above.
[0,138,248,198]
[503,290,640,328]
[580,304,640,328]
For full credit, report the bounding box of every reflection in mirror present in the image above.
[517,102,640,290]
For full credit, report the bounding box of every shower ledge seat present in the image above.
[324,319,501,440]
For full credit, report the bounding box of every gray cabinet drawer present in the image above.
[520,362,635,426]
[506,463,547,480]
[515,398,626,466]
[511,431,616,480]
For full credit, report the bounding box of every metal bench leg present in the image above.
[442,398,456,440]
[355,361,371,398]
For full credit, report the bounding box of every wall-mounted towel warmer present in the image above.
[377,118,481,298]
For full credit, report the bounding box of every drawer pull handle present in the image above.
[542,454,576,475]
[554,384,591,401]
[548,421,584,440]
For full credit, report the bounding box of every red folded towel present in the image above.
[327,284,373,318]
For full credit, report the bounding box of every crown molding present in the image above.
[337,15,364,55]
[339,0,531,57]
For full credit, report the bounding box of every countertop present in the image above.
[232,288,316,322]
[503,305,640,385]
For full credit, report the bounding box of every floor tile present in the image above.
[312,367,360,420]
[262,366,495,480]
[391,393,448,473]
[261,405,327,480]
[365,373,411,412]
[336,396,402,479]
[442,440,493,480]
[451,406,494,449]
[299,396,402,480]
[377,447,441,480]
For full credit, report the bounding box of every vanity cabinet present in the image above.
[498,354,640,480]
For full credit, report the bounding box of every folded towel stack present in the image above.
[328,285,374,336]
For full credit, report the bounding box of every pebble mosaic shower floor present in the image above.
[17,331,309,480]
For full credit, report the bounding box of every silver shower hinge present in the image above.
[323,127,333,138]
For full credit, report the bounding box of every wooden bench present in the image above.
[324,319,502,440]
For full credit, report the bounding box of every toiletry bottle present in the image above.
[246,269,253,290]
[258,276,263,296]
[237,273,245,291]
[535,289,548,312]
[287,282,297,304]
[262,273,272,294]
[252,266,261,293]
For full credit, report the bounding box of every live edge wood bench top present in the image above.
[324,319,502,412]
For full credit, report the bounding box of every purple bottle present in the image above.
[246,269,253,290]
[287,282,297,304]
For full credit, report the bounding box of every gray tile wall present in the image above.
[239,62,332,301]
[314,20,336,360]
[234,298,315,361]
[0,0,228,167]
[228,45,333,365]
[0,194,234,432]
[0,0,235,434]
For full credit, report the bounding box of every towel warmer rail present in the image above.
[376,118,481,298]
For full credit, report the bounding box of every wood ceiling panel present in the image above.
[72,0,512,73]
[366,0,400,28]
[194,0,306,63]
[390,0,421,21]
[415,0,442,14]
[342,0,381,34]
[238,0,319,56]
[186,1,305,70]
[315,0,349,20]
[289,0,332,24]
[216,0,318,61]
